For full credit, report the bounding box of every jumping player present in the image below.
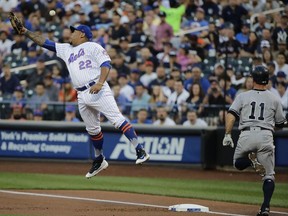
[223,65,287,216]
[9,20,150,178]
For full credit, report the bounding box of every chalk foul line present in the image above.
[0,190,287,215]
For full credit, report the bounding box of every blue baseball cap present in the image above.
[70,25,93,41]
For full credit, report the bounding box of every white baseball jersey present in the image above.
[55,42,111,88]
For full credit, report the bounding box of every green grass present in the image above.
[0,172,287,208]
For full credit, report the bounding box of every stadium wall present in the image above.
[0,121,287,168]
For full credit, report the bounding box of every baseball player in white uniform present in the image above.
[223,66,287,216]
[15,24,150,178]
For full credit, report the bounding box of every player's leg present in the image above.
[256,132,275,216]
[78,101,108,178]
[233,132,253,170]
[94,88,150,164]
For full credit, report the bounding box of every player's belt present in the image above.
[76,81,96,91]
[241,127,272,132]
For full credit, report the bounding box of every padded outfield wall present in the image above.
[0,121,287,168]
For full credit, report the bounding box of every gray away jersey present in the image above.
[229,89,286,131]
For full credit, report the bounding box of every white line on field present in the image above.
[0,190,287,215]
[271,211,288,215]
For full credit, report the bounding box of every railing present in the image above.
[250,7,285,30]
[9,59,62,74]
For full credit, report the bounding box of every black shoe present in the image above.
[135,145,150,164]
[85,156,108,178]
[256,207,270,216]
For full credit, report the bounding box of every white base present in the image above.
[168,204,209,212]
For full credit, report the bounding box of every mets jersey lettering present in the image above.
[55,42,111,88]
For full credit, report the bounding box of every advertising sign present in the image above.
[0,130,90,159]
[104,133,201,163]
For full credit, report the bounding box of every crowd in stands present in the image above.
[0,0,288,126]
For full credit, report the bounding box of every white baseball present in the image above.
[49,10,56,16]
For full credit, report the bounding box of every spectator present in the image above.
[236,23,250,46]
[143,14,157,42]
[272,14,288,51]
[0,30,13,62]
[111,53,131,76]
[166,79,190,123]
[201,80,226,117]
[64,105,80,122]
[10,86,27,109]
[267,62,277,87]
[181,7,209,38]
[95,8,112,30]
[185,82,205,112]
[217,26,242,59]
[202,0,219,19]
[33,109,43,121]
[131,18,148,46]
[26,57,49,90]
[221,0,248,34]
[276,71,287,85]
[118,74,134,102]
[182,109,208,127]
[219,75,237,103]
[11,34,28,58]
[0,64,20,99]
[130,83,151,119]
[153,106,176,126]
[159,0,189,34]
[176,44,201,72]
[27,82,50,113]
[273,39,288,60]
[140,61,157,87]
[149,84,167,109]
[92,27,109,48]
[138,47,159,71]
[156,42,173,67]
[154,11,174,52]
[262,49,274,67]
[252,13,272,38]
[112,84,129,115]
[51,65,64,89]
[128,69,142,89]
[275,81,288,112]
[184,66,210,94]
[9,104,26,121]
[208,63,225,82]
[131,109,153,124]
[58,78,77,102]
[275,52,288,77]
[108,12,129,48]
[43,73,59,101]
[240,31,259,57]
[118,36,137,69]
[148,66,167,90]
[107,68,119,88]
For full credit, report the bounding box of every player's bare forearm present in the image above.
[98,67,110,84]
[225,113,236,134]
[24,29,46,46]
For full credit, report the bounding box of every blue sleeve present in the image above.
[42,39,56,52]
[100,61,112,69]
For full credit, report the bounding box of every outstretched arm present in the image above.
[24,29,46,46]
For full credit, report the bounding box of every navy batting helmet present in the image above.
[251,65,269,85]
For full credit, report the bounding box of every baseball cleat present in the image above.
[256,207,270,216]
[85,158,108,179]
[135,146,150,165]
[248,152,265,177]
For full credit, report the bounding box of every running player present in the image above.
[223,65,287,216]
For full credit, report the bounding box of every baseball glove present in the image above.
[9,12,25,34]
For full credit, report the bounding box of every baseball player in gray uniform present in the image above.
[9,16,150,178]
[223,65,287,216]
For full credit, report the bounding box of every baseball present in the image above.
[49,10,56,16]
